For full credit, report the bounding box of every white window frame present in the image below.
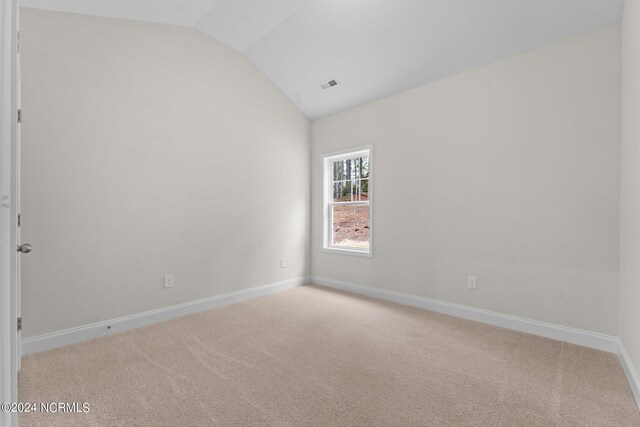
[322,145,373,257]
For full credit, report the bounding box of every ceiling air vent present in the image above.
[320,78,338,90]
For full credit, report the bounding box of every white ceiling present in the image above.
[21,0,219,27]
[21,0,625,119]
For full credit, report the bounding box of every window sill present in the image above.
[321,247,372,258]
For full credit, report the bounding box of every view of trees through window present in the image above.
[330,155,370,249]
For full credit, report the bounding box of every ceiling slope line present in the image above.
[188,0,221,27]
[195,0,312,53]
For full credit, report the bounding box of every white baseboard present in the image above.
[22,276,309,356]
[311,276,618,353]
[618,340,640,409]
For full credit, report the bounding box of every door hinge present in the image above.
[17,317,22,332]
[17,213,21,227]
[17,109,21,123]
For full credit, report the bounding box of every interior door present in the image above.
[1,1,20,425]
[14,2,22,371]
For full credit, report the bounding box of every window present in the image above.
[323,146,372,256]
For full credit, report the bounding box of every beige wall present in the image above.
[20,9,310,338]
[312,25,621,335]
[620,0,640,375]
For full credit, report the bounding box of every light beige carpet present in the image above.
[19,285,640,426]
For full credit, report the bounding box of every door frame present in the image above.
[1,1,19,426]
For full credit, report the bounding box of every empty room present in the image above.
[2,0,640,425]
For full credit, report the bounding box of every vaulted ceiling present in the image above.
[21,0,625,119]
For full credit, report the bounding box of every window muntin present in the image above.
[323,148,372,255]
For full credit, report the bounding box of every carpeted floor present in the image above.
[19,285,640,426]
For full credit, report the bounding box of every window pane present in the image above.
[333,181,352,202]
[353,157,366,178]
[361,178,369,200]
[345,158,353,180]
[352,157,361,178]
[333,160,345,181]
[354,179,369,201]
[332,205,370,249]
[360,156,370,179]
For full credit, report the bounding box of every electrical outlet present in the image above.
[164,274,174,288]
[467,276,477,289]
[281,258,287,269]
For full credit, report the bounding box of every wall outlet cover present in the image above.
[164,274,174,288]
[467,276,477,289]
